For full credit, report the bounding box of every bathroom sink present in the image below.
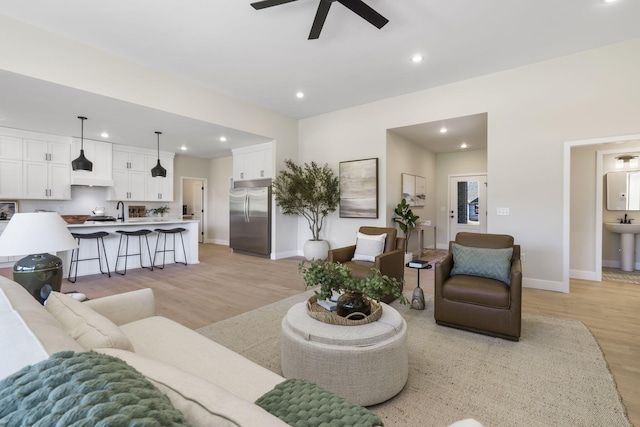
[604,223,640,234]
[605,223,640,271]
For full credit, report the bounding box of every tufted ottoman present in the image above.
[280,301,408,406]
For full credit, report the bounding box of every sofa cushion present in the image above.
[255,378,383,427]
[45,291,134,351]
[450,243,513,285]
[0,351,190,426]
[98,348,290,427]
[352,232,387,262]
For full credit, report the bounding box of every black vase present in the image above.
[337,291,371,320]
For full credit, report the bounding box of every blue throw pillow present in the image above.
[450,243,513,285]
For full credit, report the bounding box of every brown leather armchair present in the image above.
[434,232,522,341]
[328,226,405,303]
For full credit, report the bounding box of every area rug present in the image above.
[196,291,630,427]
[602,267,640,285]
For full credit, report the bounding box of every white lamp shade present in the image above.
[0,212,78,257]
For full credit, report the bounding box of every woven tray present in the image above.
[306,295,382,325]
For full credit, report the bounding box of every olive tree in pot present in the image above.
[393,198,420,264]
[272,159,340,260]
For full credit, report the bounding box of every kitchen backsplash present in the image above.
[16,187,179,218]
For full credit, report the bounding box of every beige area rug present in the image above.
[602,267,640,285]
[197,291,630,427]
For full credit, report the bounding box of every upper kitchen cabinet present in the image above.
[21,138,71,200]
[232,142,272,182]
[70,138,114,186]
[0,136,23,198]
[108,146,174,201]
[145,154,174,201]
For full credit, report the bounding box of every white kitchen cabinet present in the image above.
[110,169,146,201]
[70,138,114,186]
[0,136,22,160]
[113,149,146,171]
[23,138,70,164]
[0,159,22,199]
[232,142,272,181]
[145,155,174,201]
[0,136,23,198]
[23,161,71,199]
[21,138,71,200]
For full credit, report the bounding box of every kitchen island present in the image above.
[61,219,199,278]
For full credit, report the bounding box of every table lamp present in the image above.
[0,212,78,303]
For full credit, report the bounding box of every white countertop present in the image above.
[67,219,199,228]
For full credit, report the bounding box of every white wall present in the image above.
[386,131,436,253]
[299,39,640,292]
[208,156,232,245]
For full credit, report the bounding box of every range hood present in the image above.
[70,176,115,187]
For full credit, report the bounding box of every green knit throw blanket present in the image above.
[0,351,190,427]
[255,378,383,427]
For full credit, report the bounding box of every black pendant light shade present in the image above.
[72,116,93,171]
[151,131,167,178]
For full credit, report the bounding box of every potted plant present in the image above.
[150,206,170,217]
[272,159,340,260]
[393,198,419,264]
[299,259,407,319]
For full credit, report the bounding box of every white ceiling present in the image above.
[0,0,638,157]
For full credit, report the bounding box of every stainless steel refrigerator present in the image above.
[229,179,271,257]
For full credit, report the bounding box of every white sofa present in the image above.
[0,275,292,426]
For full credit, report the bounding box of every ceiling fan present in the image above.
[250,0,389,40]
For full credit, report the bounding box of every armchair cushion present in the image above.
[450,243,513,285]
[352,232,387,262]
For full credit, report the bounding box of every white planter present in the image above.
[303,240,330,261]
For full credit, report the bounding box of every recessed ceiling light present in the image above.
[296,91,305,99]
[411,54,423,63]
[460,142,468,149]
[440,127,448,133]
[219,136,227,142]
[100,132,109,138]
[180,145,187,151]
[602,0,617,3]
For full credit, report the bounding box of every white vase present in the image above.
[303,240,330,261]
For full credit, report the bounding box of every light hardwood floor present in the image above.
[2,244,638,425]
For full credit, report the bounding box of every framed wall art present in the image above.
[339,158,378,218]
[0,201,18,221]
[402,174,426,207]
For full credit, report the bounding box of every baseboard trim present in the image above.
[523,278,568,293]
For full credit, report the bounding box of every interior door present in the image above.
[191,181,204,243]
[449,175,487,241]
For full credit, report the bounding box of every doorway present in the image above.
[449,174,487,241]
[182,178,205,243]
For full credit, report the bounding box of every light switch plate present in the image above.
[497,207,510,216]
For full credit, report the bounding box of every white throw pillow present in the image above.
[352,232,387,262]
[45,292,134,351]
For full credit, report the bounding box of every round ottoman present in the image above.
[280,301,408,406]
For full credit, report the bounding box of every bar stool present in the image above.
[67,232,111,283]
[153,228,188,269]
[114,229,154,275]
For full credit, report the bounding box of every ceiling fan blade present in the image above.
[251,0,298,10]
[338,0,388,29]
[308,0,332,40]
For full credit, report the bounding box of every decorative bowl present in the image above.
[61,214,91,224]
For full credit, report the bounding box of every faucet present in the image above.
[116,201,125,222]
[619,213,634,224]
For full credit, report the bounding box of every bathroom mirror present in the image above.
[606,171,640,210]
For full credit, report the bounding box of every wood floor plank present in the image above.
[1,244,638,425]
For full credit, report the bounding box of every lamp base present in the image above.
[13,253,63,304]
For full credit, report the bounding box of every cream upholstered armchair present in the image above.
[327,226,405,303]
[434,232,522,341]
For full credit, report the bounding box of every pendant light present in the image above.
[151,131,167,177]
[71,116,93,171]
